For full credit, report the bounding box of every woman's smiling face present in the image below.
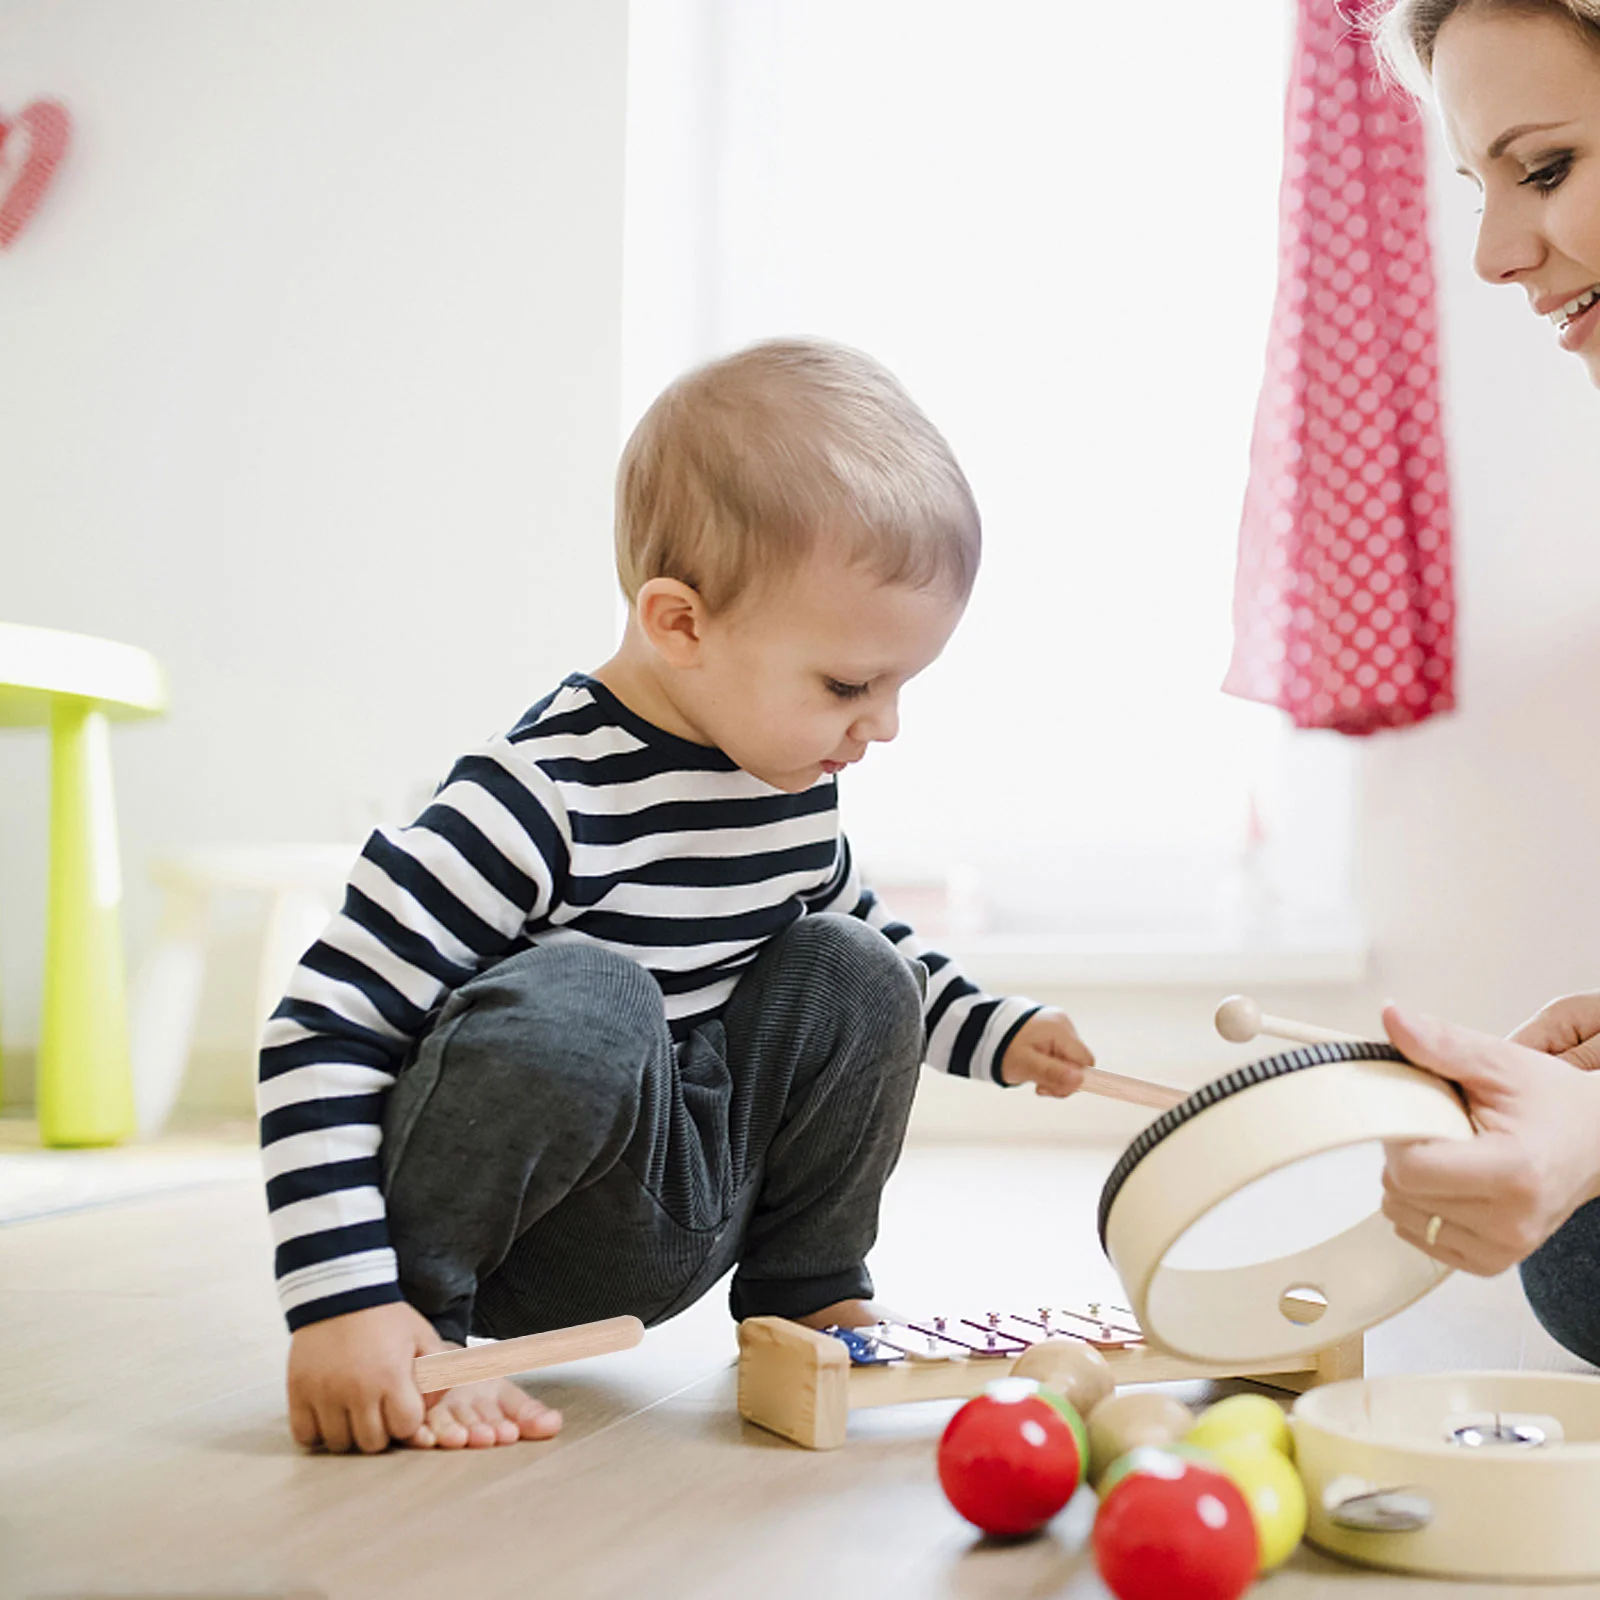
[1434,5,1600,383]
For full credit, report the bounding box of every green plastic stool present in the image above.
[0,622,168,1146]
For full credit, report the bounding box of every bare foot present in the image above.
[792,1298,884,1332]
[405,1375,563,1450]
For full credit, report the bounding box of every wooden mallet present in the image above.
[1073,996,1366,1116]
[411,1313,644,1391]
[1214,994,1361,1048]
[1079,1066,1187,1113]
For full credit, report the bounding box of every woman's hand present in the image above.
[1381,1005,1600,1276]
[1509,990,1600,1072]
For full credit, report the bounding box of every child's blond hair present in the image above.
[615,339,981,613]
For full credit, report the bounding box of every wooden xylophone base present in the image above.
[736,1307,1364,1450]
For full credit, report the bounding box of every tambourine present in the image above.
[1294,1372,1600,1579]
[1097,1036,1473,1366]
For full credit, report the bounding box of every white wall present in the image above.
[0,0,629,1096]
[913,116,1600,1144]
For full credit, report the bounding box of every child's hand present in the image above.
[999,1008,1094,1097]
[286,1299,564,1454]
[287,1300,444,1453]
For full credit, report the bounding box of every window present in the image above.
[623,0,1358,957]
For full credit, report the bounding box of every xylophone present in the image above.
[735,1301,1362,1450]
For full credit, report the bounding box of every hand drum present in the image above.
[1098,1041,1473,1366]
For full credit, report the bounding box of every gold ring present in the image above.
[1425,1214,1443,1248]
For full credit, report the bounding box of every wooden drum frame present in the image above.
[1098,1041,1474,1367]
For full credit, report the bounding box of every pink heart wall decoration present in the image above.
[0,99,72,251]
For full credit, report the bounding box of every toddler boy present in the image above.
[262,339,1095,1453]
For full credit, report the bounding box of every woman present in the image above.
[1369,0,1600,1364]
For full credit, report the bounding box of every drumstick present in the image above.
[1080,1067,1186,1113]
[412,1313,645,1390]
[1077,995,1360,1116]
[1213,993,1360,1047]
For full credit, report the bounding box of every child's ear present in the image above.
[635,578,709,667]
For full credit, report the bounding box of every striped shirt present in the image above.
[260,674,1037,1329]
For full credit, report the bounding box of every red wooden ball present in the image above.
[1092,1451,1259,1600]
[937,1378,1085,1537]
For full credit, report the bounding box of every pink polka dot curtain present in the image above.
[1224,0,1455,735]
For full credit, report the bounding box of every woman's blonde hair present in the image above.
[615,339,981,613]
[1370,0,1600,93]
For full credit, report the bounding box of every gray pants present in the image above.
[379,913,924,1343]
[1521,1197,1600,1367]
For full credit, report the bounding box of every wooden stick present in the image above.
[1081,1066,1186,1113]
[1078,993,1364,1114]
[412,1314,645,1391]
[1076,995,1368,1114]
[1214,993,1360,1048]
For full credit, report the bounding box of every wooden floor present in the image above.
[3,1136,1597,1600]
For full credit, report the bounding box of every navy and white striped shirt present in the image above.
[260,674,1037,1329]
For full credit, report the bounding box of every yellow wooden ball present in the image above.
[1207,1437,1308,1570]
[1185,1393,1293,1460]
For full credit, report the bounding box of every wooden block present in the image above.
[1315,1331,1365,1383]
[736,1316,851,1450]
[1252,1334,1365,1395]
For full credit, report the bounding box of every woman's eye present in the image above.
[825,678,870,701]
[1522,154,1573,193]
